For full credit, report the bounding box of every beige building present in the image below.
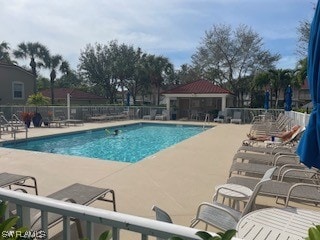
[0,62,35,105]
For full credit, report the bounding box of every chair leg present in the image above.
[205,223,208,231]
[190,218,199,228]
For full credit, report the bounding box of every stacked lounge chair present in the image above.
[190,168,276,231]
[246,112,295,144]
[227,168,320,205]
[190,114,320,234]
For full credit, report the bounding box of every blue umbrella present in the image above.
[284,85,292,111]
[264,91,270,110]
[297,1,320,169]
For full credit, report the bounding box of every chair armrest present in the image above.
[276,164,306,180]
[270,146,293,154]
[273,152,297,159]
[273,154,299,166]
[285,183,320,207]
[214,186,251,201]
[280,168,320,182]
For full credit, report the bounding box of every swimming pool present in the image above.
[4,123,210,163]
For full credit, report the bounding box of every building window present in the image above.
[12,82,24,99]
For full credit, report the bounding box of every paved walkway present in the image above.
[0,120,252,237]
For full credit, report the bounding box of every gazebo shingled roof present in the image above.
[163,79,231,94]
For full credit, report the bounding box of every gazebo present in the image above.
[162,79,234,120]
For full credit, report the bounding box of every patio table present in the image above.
[214,183,252,210]
[236,207,320,239]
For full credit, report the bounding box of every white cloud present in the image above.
[0,0,316,71]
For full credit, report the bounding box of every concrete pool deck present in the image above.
[0,120,257,237]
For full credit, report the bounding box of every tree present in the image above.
[78,42,174,105]
[78,43,114,103]
[108,41,137,105]
[235,75,254,107]
[293,58,307,87]
[254,69,292,108]
[55,70,83,89]
[297,20,311,57]
[13,42,50,93]
[296,0,316,57]
[268,69,292,108]
[192,24,280,106]
[126,48,150,105]
[0,41,15,64]
[27,92,50,127]
[27,92,50,106]
[37,76,51,91]
[44,54,70,104]
[174,64,201,84]
[144,54,174,105]
[252,71,271,107]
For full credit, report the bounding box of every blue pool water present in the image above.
[4,123,209,163]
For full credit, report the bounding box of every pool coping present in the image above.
[2,122,213,163]
[0,120,263,238]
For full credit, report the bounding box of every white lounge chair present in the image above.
[143,109,157,120]
[213,111,226,123]
[233,151,299,165]
[230,111,242,124]
[227,168,320,206]
[190,167,276,231]
[155,110,169,120]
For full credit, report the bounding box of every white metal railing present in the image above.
[0,105,166,122]
[224,108,311,126]
[0,188,236,240]
[285,111,310,127]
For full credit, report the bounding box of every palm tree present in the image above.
[145,55,174,105]
[45,54,70,104]
[293,58,307,87]
[0,41,15,64]
[13,42,49,93]
[268,69,292,108]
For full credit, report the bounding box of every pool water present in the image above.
[4,123,209,163]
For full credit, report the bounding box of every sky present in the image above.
[0,0,316,73]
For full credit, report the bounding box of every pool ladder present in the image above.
[203,113,210,129]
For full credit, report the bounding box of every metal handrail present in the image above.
[0,188,223,240]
